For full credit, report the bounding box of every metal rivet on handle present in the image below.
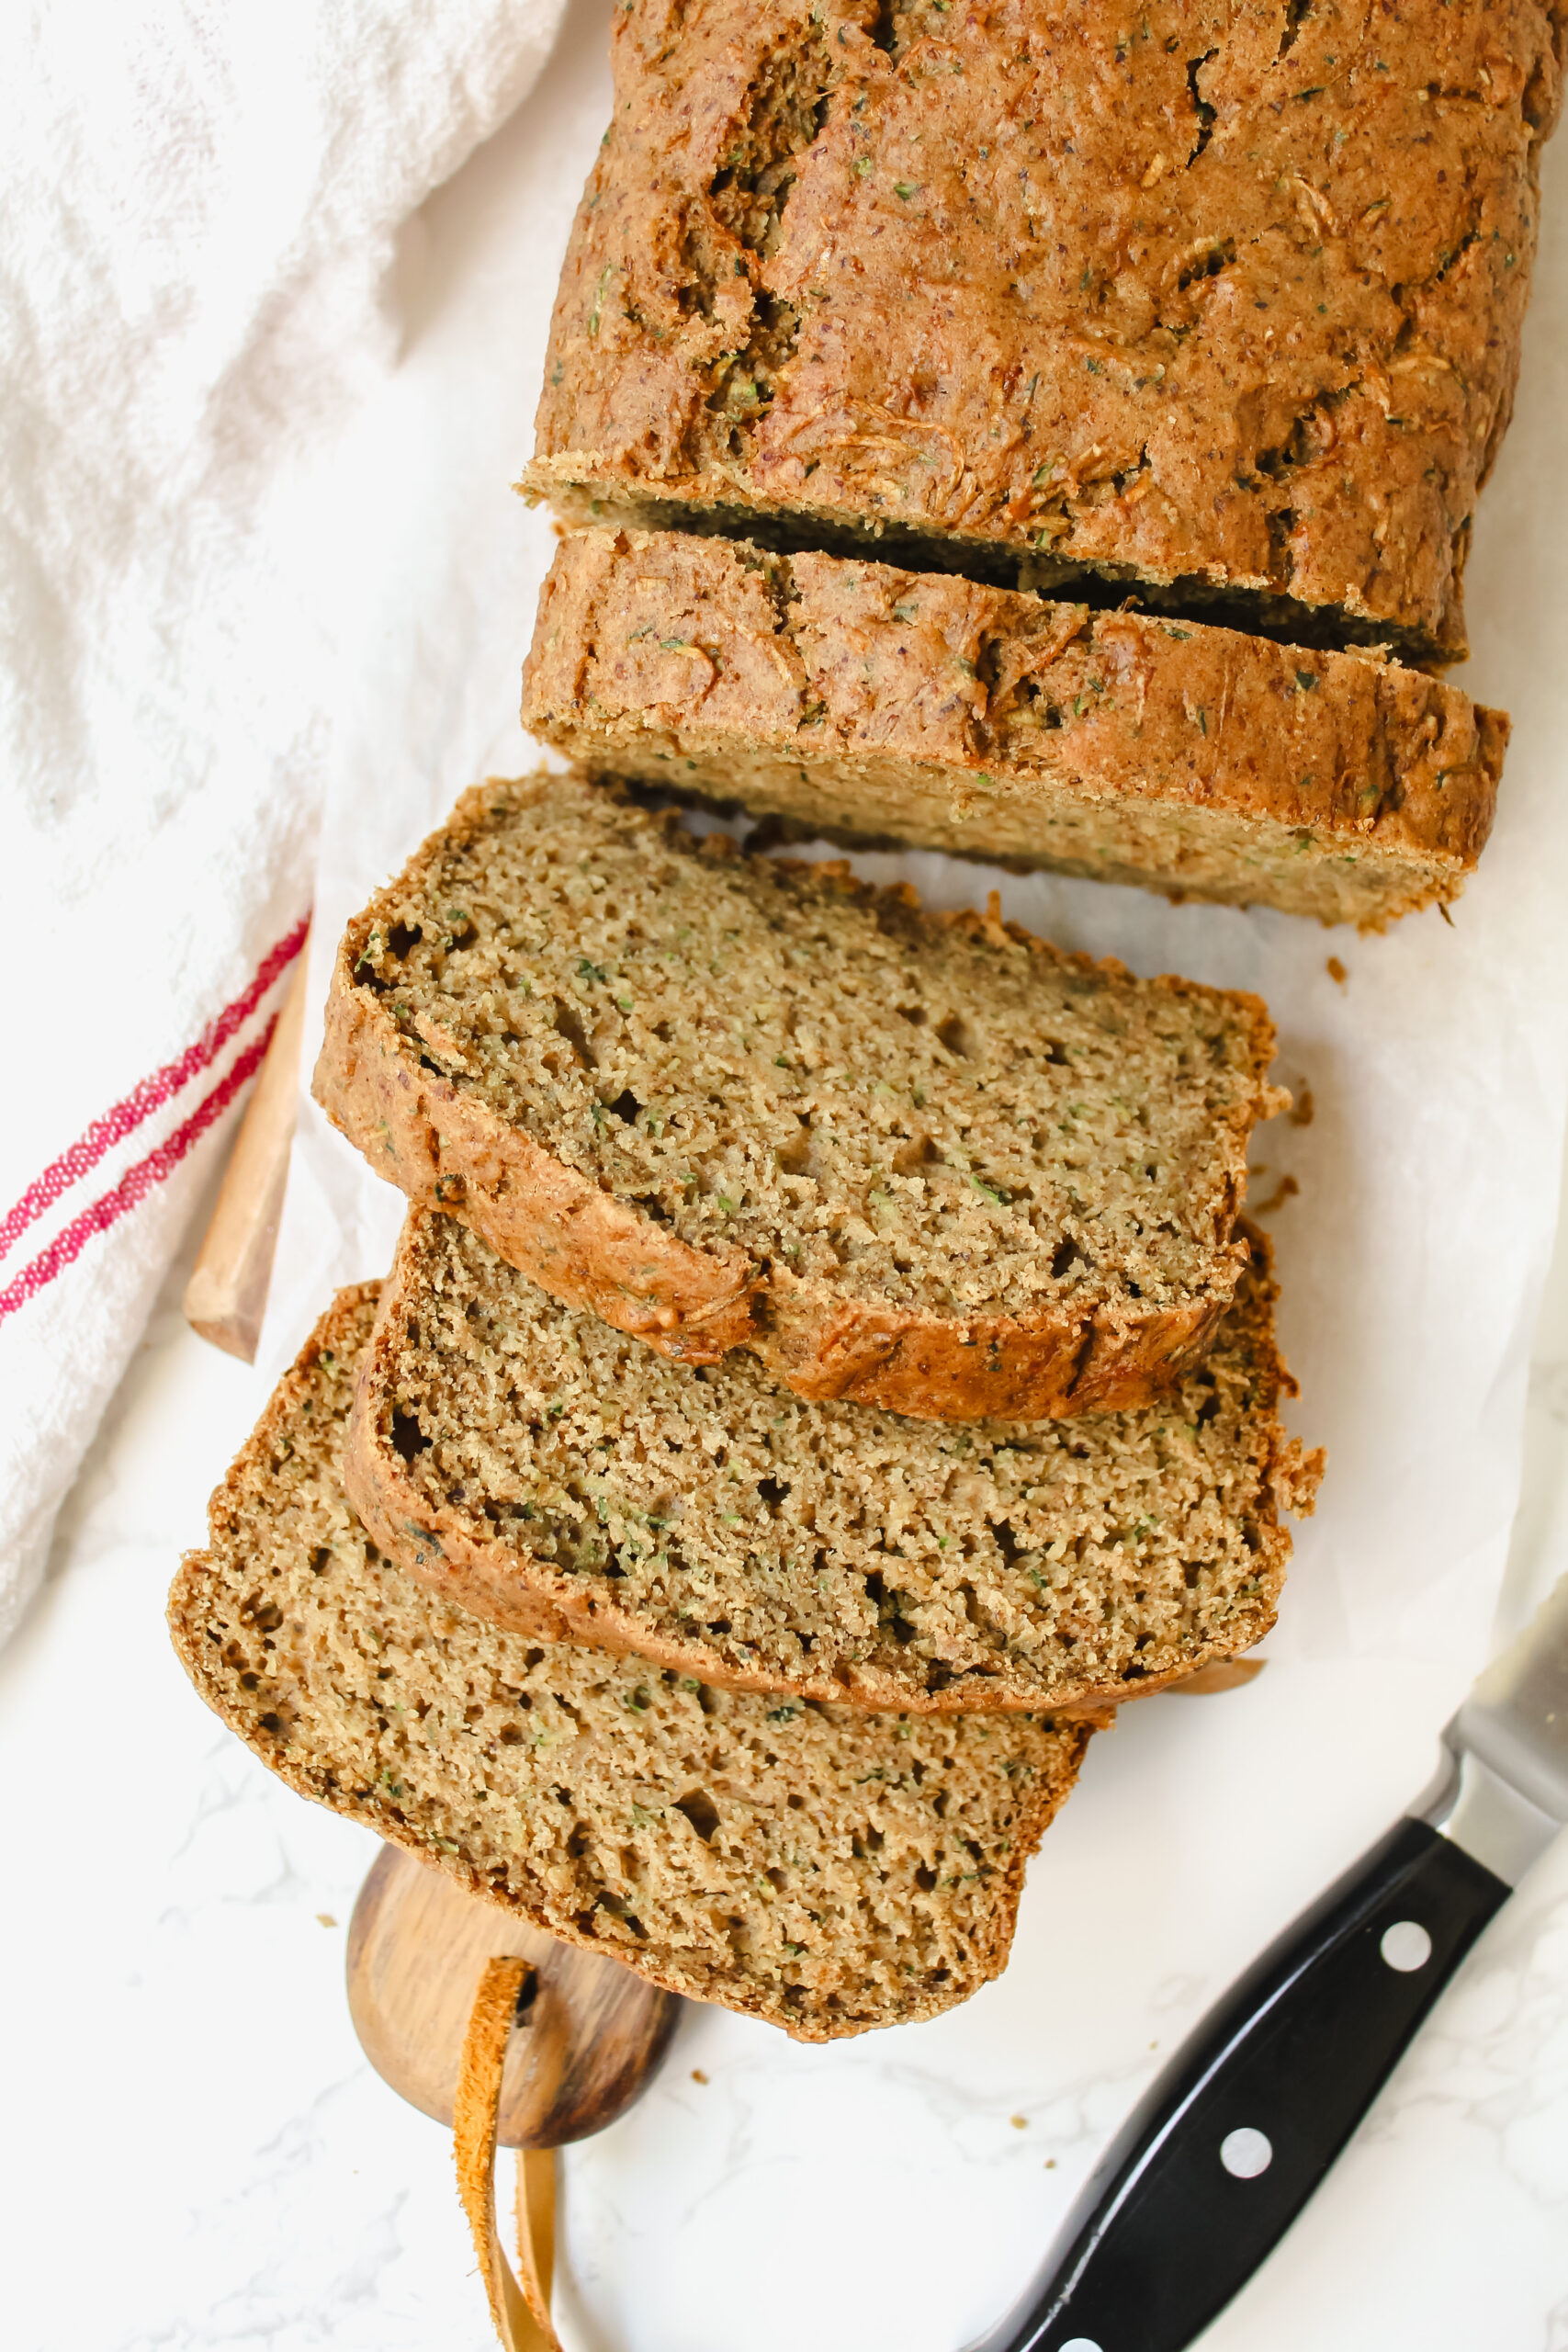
[1380,1919,1432,1973]
[1220,2126,1273,2178]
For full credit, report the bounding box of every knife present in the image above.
[973,1574,1568,2352]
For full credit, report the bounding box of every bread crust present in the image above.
[341,1216,1310,1716]
[524,526,1508,928]
[314,777,1272,1422]
[524,1,1566,660]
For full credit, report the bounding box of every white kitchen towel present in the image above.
[0,0,567,1647]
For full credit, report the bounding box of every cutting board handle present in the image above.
[184,933,309,1361]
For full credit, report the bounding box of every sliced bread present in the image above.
[344,1212,1320,1715]
[523,1,1565,660]
[524,528,1507,930]
[315,775,1283,1421]
[168,1285,1092,2041]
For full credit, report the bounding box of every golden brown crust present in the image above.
[524,1,1567,660]
[751,1260,1235,1418]
[341,1216,1314,1715]
[313,776,1275,1422]
[523,527,1508,927]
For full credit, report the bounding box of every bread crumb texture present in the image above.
[349,1214,1321,1713]
[168,1287,1091,2041]
[524,528,1507,929]
[319,775,1280,1416]
[524,0,1565,659]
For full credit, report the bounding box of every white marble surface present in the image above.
[0,1130,1562,2352]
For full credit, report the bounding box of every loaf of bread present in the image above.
[168,1286,1092,2040]
[345,1211,1321,1715]
[315,775,1284,1421]
[524,527,1507,928]
[523,0,1564,661]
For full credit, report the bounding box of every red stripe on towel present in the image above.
[0,1013,279,1330]
[0,914,307,1265]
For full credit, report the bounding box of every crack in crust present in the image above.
[526,0,1568,659]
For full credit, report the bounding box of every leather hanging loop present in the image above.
[455,1955,568,2352]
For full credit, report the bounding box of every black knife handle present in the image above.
[974,1818,1508,2352]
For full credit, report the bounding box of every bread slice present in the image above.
[344,1212,1320,1715]
[524,528,1506,931]
[315,775,1283,1421]
[522,2,1565,661]
[168,1286,1092,2041]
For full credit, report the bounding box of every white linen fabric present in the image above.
[0,0,567,1645]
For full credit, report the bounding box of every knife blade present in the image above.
[972,1574,1568,2352]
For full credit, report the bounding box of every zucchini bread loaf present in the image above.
[315,775,1284,1420]
[524,528,1507,928]
[524,0,1565,661]
[169,1285,1092,2041]
[346,1212,1321,1715]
